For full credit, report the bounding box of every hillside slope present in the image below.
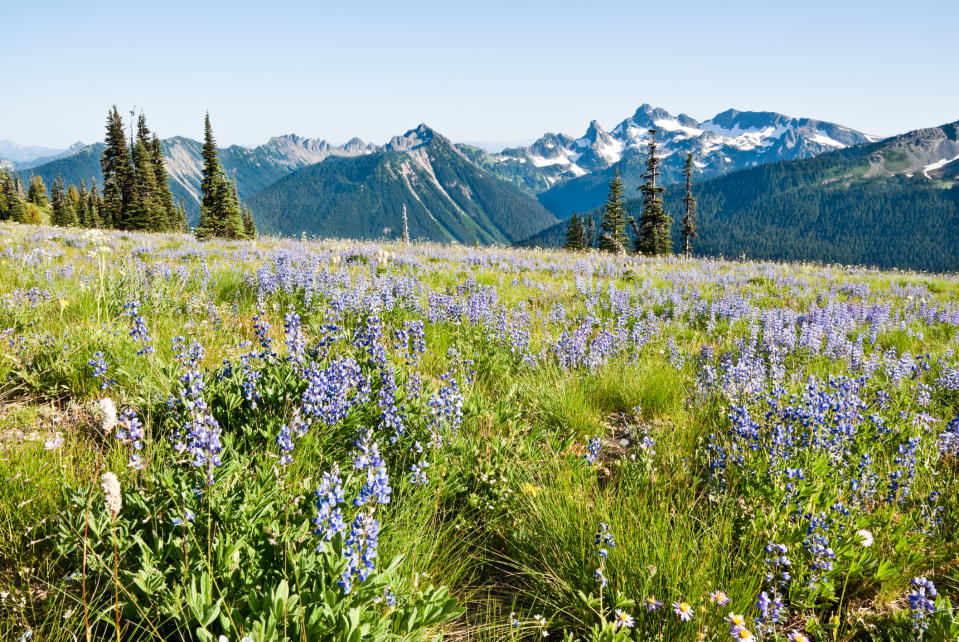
[248,125,557,244]
[520,120,959,272]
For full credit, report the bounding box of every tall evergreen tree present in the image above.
[65,184,81,226]
[150,134,178,230]
[4,173,27,223]
[196,113,244,240]
[128,137,163,230]
[598,168,628,253]
[680,152,698,257]
[27,175,49,207]
[564,212,585,250]
[585,214,596,248]
[231,177,257,239]
[242,204,256,239]
[90,178,106,228]
[50,175,71,226]
[13,173,25,198]
[101,106,133,229]
[78,179,92,227]
[175,198,188,233]
[122,113,164,230]
[0,169,10,220]
[636,129,673,256]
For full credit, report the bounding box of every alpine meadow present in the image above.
[2,2,959,641]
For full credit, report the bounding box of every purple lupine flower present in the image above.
[314,468,346,551]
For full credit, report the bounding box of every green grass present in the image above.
[0,221,957,641]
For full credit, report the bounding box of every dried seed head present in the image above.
[100,472,122,518]
[98,398,117,434]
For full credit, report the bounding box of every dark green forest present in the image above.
[521,151,959,272]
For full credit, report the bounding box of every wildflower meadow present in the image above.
[0,221,957,641]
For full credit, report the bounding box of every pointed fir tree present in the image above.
[242,204,256,239]
[0,169,10,220]
[50,175,68,226]
[231,175,255,240]
[65,184,81,226]
[680,152,697,257]
[585,214,596,249]
[27,175,49,207]
[90,178,106,228]
[128,137,163,230]
[196,113,244,240]
[122,113,166,230]
[78,179,91,227]
[175,198,188,233]
[598,168,628,253]
[101,106,133,229]
[636,129,672,256]
[4,173,28,223]
[150,134,178,230]
[13,173,25,199]
[564,212,586,250]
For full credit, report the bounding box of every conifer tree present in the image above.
[90,179,106,228]
[0,169,10,220]
[65,184,81,226]
[13,173,25,199]
[196,113,244,240]
[50,176,63,225]
[51,175,70,226]
[78,179,91,227]
[150,134,178,230]
[3,173,27,223]
[598,168,628,253]
[27,175,49,207]
[101,106,133,229]
[636,129,673,256]
[242,204,256,239]
[680,152,697,257]
[232,177,257,239]
[121,113,165,230]
[175,198,188,233]
[585,214,595,249]
[564,212,585,250]
[128,137,163,230]
[22,203,43,224]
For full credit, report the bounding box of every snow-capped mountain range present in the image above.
[18,106,959,230]
[486,104,876,193]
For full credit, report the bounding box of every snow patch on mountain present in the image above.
[490,105,873,191]
[809,133,846,148]
[530,155,571,167]
[923,153,959,178]
[652,119,704,137]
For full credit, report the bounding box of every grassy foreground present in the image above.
[0,222,957,641]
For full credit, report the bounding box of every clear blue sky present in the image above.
[2,0,957,149]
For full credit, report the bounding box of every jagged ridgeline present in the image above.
[247,125,557,244]
[521,120,959,273]
[23,123,557,245]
